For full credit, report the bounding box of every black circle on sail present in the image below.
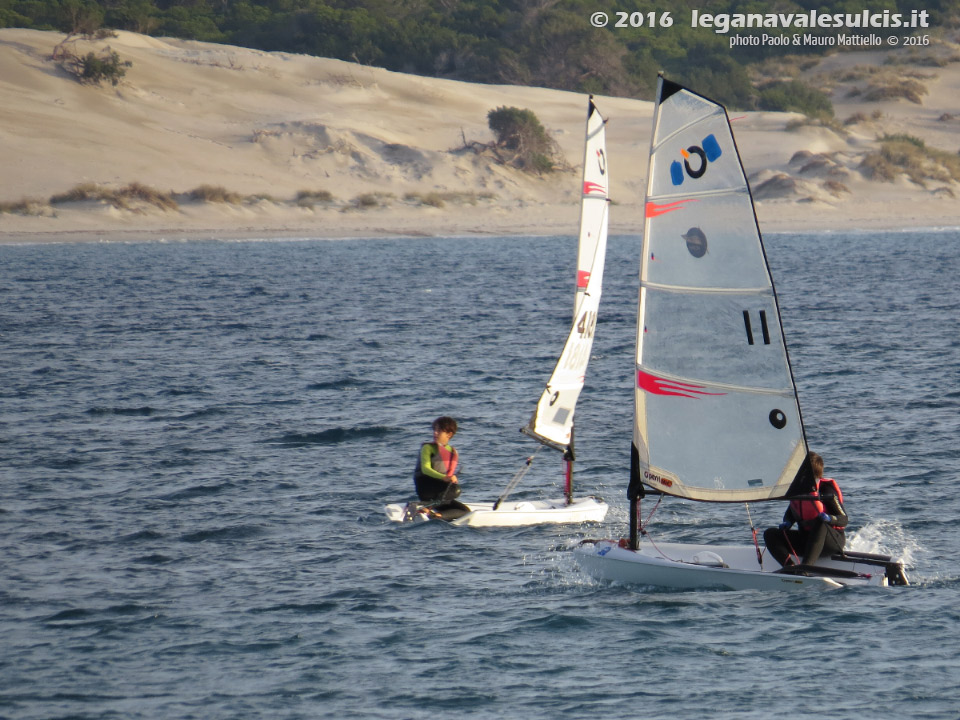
[769,409,787,429]
[684,145,707,178]
[682,227,707,258]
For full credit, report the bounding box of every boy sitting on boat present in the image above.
[404,416,471,521]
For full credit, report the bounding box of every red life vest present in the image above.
[790,477,842,527]
[435,443,459,478]
[414,442,459,482]
[819,478,843,504]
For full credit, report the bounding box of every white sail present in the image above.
[634,77,808,502]
[525,98,609,451]
[575,98,611,311]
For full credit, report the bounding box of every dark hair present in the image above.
[808,451,824,479]
[432,416,458,435]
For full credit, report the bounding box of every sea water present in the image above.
[1,231,959,719]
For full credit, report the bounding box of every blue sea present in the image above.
[2,230,959,719]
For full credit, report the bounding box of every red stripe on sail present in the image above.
[645,199,696,217]
[577,270,590,288]
[637,370,726,399]
[583,181,606,195]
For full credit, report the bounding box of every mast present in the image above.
[629,76,665,548]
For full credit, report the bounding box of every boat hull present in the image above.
[385,496,608,527]
[574,539,907,590]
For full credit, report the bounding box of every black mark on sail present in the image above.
[743,310,771,346]
[684,146,707,178]
[769,409,787,429]
[682,227,707,258]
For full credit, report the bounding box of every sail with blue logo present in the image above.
[633,76,810,502]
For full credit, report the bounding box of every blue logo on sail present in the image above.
[670,134,722,186]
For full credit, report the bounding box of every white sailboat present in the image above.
[573,77,908,588]
[385,97,610,527]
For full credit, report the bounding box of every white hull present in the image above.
[385,496,608,527]
[574,539,906,590]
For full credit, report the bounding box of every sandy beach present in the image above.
[2,28,959,244]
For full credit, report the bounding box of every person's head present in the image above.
[807,451,824,480]
[432,416,458,438]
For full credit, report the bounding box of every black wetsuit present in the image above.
[764,489,847,566]
[412,443,470,520]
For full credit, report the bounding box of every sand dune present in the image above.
[1,28,959,243]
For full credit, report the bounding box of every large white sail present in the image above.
[633,77,808,502]
[525,98,609,451]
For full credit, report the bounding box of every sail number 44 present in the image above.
[577,310,597,338]
[562,310,598,370]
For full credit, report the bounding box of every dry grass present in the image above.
[405,191,446,208]
[246,193,281,203]
[849,76,929,105]
[120,182,179,209]
[251,129,282,143]
[860,134,960,186]
[784,116,844,134]
[859,152,898,182]
[187,185,243,204]
[348,192,395,209]
[834,65,883,83]
[403,191,495,208]
[885,51,960,68]
[296,190,335,207]
[0,197,49,215]
[49,182,104,203]
[843,109,885,126]
[844,111,869,126]
[748,54,820,85]
[50,182,178,210]
[4,182,501,216]
[822,179,850,197]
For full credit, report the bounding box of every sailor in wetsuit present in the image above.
[764,451,848,567]
[408,416,470,521]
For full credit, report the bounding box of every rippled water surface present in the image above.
[2,231,959,719]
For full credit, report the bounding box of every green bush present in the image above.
[757,80,834,119]
[79,49,129,85]
[486,106,559,173]
[488,107,547,152]
[52,35,132,87]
